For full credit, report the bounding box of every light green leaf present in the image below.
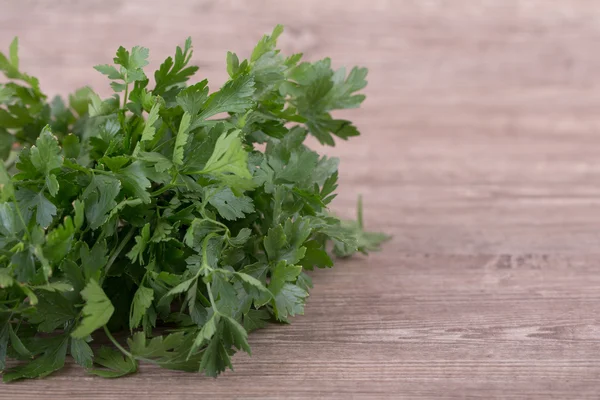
[30,126,63,174]
[0,163,13,201]
[268,261,302,295]
[263,225,286,262]
[137,151,173,173]
[272,283,307,320]
[43,217,75,262]
[140,101,161,142]
[126,223,151,264]
[80,240,108,282]
[176,80,208,116]
[73,199,85,229]
[71,279,115,339]
[198,130,255,191]
[45,174,59,197]
[173,111,191,166]
[196,75,255,122]
[0,202,20,236]
[82,174,121,230]
[94,64,121,80]
[32,282,74,293]
[129,285,154,330]
[190,313,219,355]
[251,24,284,62]
[0,269,13,288]
[128,331,185,359]
[9,37,19,68]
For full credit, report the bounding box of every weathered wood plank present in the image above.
[2,0,600,398]
[3,253,600,398]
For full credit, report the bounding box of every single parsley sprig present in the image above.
[0,25,389,381]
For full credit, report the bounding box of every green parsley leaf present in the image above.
[208,187,254,221]
[70,337,93,368]
[140,100,161,142]
[82,174,121,230]
[129,285,154,331]
[71,279,115,339]
[242,309,271,332]
[195,129,255,192]
[3,335,69,382]
[196,75,255,122]
[89,347,137,378]
[15,188,57,228]
[173,112,191,166]
[154,37,198,97]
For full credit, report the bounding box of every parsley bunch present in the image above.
[0,26,388,381]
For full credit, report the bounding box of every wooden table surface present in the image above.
[3,1,600,398]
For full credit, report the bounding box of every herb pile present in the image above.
[0,26,388,381]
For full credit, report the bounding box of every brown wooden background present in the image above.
[2,0,600,398]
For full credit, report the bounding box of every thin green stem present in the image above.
[103,325,133,359]
[205,281,218,313]
[150,183,175,197]
[12,195,30,241]
[123,82,129,110]
[92,169,113,176]
[151,136,175,152]
[198,190,230,234]
[12,179,44,186]
[3,159,16,171]
[102,227,136,284]
[103,326,158,364]
[205,217,229,233]
[252,222,263,237]
[151,174,180,197]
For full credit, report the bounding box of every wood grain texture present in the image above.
[2,0,600,398]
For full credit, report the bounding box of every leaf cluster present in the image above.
[0,26,389,381]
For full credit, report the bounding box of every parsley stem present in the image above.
[103,326,159,365]
[151,136,175,152]
[201,233,220,314]
[123,82,129,110]
[206,281,218,313]
[103,325,134,359]
[252,222,263,236]
[151,183,174,197]
[151,174,180,197]
[11,193,30,241]
[92,169,113,176]
[3,159,16,171]
[102,227,136,284]
[205,217,229,233]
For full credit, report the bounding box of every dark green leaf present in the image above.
[3,335,68,382]
[88,347,137,378]
[208,188,254,221]
[70,337,93,368]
